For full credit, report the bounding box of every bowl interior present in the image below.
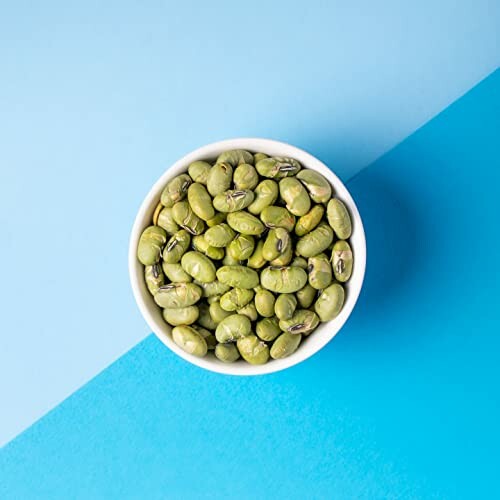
[129,138,366,375]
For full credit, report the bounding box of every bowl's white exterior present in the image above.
[129,138,366,375]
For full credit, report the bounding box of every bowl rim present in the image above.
[128,137,366,375]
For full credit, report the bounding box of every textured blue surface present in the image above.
[2,69,499,499]
[1,1,500,446]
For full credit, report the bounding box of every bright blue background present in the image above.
[2,68,499,498]
[1,0,500,447]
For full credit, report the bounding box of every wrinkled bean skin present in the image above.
[296,283,316,308]
[260,206,295,232]
[188,161,212,185]
[138,226,167,265]
[215,342,240,363]
[255,157,301,179]
[327,198,352,239]
[162,229,191,263]
[161,174,192,208]
[215,314,252,343]
[217,265,260,289]
[331,240,353,282]
[172,201,205,235]
[295,223,334,258]
[237,335,270,364]
[279,309,320,335]
[213,189,254,213]
[163,306,199,326]
[145,263,165,295]
[255,288,276,317]
[295,205,324,236]
[279,177,311,216]
[204,223,235,247]
[237,302,258,322]
[220,288,254,311]
[247,180,279,215]
[140,149,356,365]
[263,228,290,262]
[187,183,215,221]
[216,149,254,167]
[162,262,192,283]
[234,164,259,190]
[227,234,255,260]
[274,294,297,321]
[308,253,333,290]
[315,283,345,322]
[247,240,267,269]
[270,332,302,359]
[154,283,202,308]
[227,211,265,236]
[181,251,216,283]
[172,326,207,357]
[195,280,230,298]
[157,207,180,235]
[209,301,232,323]
[256,316,281,341]
[260,266,308,293]
[207,162,233,196]
[296,169,332,203]
[206,212,227,227]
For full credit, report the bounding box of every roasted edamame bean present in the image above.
[160,174,192,208]
[327,198,352,239]
[270,332,302,359]
[256,316,281,341]
[331,240,353,282]
[274,294,297,321]
[145,263,165,295]
[295,223,334,258]
[207,162,233,196]
[163,306,199,326]
[216,266,260,289]
[172,326,207,357]
[279,309,320,335]
[260,266,308,294]
[162,229,191,263]
[138,149,355,364]
[187,183,215,221]
[260,206,295,232]
[137,226,167,265]
[215,342,240,363]
[279,177,311,216]
[237,335,270,364]
[154,283,202,308]
[215,314,252,343]
[314,283,345,322]
[296,169,332,203]
[181,251,216,283]
[307,253,333,290]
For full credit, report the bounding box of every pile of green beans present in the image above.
[137,150,353,364]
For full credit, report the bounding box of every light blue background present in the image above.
[1,0,499,450]
[2,69,499,499]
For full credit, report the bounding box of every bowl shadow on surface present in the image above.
[324,165,424,350]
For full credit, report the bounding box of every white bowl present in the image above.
[129,138,366,375]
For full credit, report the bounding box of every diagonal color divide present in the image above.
[2,69,499,499]
[1,1,500,447]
